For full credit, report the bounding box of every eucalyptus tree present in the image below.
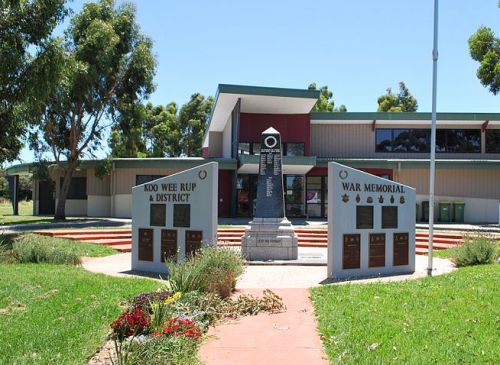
[29,0,156,219]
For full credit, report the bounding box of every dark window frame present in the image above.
[135,175,165,186]
[60,177,87,200]
[485,129,500,153]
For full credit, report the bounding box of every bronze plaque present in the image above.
[356,206,373,229]
[393,233,409,266]
[343,234,361,269]
[369,233,386,267]
[161,229,177,262]
[382,206,398,229]
[185,230,202,258]
[138,228,154,261]
[150,204,166,226]
[174,204,190,228]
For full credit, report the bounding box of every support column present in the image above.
[7,175,19,216]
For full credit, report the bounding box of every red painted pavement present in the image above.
[199,288,328,365]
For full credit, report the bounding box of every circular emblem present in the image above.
[264,136,278,148]
[339,170,348,180]
[198,170,207,180]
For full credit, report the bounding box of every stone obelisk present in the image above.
[242,127,298,260]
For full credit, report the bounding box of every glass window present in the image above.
[284,143,305,156]
[486,130,500,153]
[409,129,430,152]
[135,175,165,186]
[285,175,305,217]
[61,177,87,200]
[437,129,481,153]
[236,175,257,217]
[375,129,393,152]
[238,142,251,155]
[307,176,322,218]
[252,142,261,155]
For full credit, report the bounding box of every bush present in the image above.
[452,235,498,267]
[11,234,81,265]
[126,335,201,365]
[166,247,244,298]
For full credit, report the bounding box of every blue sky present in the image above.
[16,0,500,163]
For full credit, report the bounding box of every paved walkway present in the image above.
[81,251,455,365]
[199,288,328,365]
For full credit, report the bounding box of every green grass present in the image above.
[311,264,500,365]
[1,234,118,263]
[0,264,159,365]
[0,200,55,226]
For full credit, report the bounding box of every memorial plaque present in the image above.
[356,206,373,229]
[185,230,203,257]
[393,233,409,266]
[161,229,177,262]
[138,228,154,261]
[174,204,191,227]
[343,234,361,269]
[255,127,285,218]
[369,233,386,267]
[382,206,398,229]
[150,204,166,226]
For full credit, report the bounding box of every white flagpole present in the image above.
[428,0,439,276]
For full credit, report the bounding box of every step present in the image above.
[61,233,132,241]
[415,242,457,250]
[34,229,131,237]
[81,238,132,246]
[110,244,132,253]
[415,238,463,245]
[416,232,463,240]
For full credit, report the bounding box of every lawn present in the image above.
[0,200,56,226]
[311,264,500,364]
[0,264,159,365]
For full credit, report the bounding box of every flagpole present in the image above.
[428,0,439,276]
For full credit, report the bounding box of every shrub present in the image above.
[126,335,201,365]
[12,235,81,265]
[111,307,151,341]
[166,247,244,298]
[452,235,498,267]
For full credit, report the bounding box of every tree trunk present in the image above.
[54,160,77,220]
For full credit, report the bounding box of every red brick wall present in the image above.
[239,113,311,155]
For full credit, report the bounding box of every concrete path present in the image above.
[81,250,455,365]
[199,288,328,365]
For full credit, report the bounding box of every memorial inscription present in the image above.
[369,233,386,267]
[356,206,374,229]
[138,228,154,261]
[174,204,191,228]
[160,229,177,262]
[343,234,361,269]
[393,233,409,266]
[382,206,398,229]
[150,204,166,226]
[255,128,285,218]
[185,230,202,257]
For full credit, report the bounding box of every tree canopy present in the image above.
[377,82,418,112]
[110,93,213,158]
[28,0,156,219]
[469,23,500,95]
[308,83,347,112]
[0,0,67,164]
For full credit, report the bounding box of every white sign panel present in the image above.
[131,162,218,273]
[328,162,416,279]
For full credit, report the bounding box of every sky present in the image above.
[16,0,500,164]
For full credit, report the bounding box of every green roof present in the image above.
[218,84,320,99]
[311,112,500,121]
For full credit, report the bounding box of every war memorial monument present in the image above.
[242,127,299,260]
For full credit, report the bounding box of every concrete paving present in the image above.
[82,248,455,286]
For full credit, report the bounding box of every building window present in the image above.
[135,175,165,186]
[238,142,305,156]
[376,128,480,153]
[486,130,500,153]
[238,142,251,155]
[285,175,305,217]
[284,143,305,156]
[436,129,481,153]
[60,177,87,200]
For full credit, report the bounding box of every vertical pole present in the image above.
[428,0,439,276]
